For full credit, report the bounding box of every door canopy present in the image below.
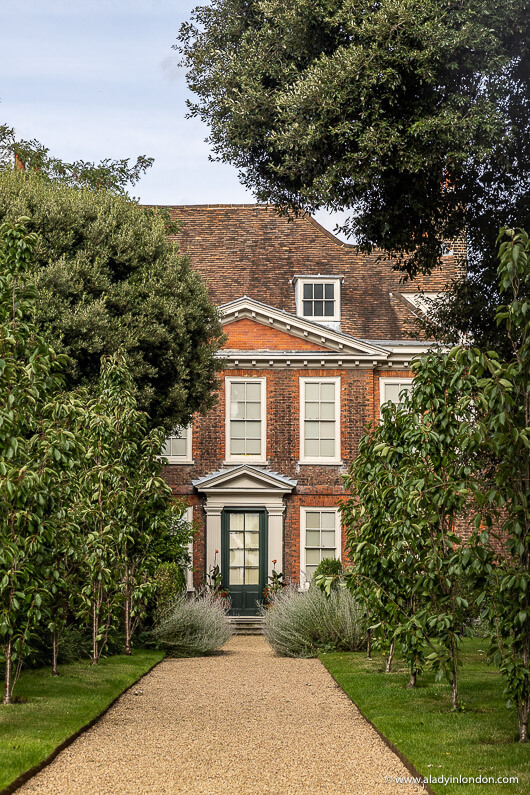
[193,465,296,498]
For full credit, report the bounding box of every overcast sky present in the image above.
[0,0,349,239]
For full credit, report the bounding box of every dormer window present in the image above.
[293,275,342,326]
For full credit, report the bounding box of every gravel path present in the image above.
[20,636,423,794]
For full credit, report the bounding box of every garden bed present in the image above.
[0,650,164,792]
[320,639,528,794]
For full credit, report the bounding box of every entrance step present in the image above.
[229,616,265,635]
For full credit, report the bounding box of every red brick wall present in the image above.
[224,318,329,351]
[164,366,382,584]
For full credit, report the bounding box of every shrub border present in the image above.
[1,654,165,795]
[320,657,436,795]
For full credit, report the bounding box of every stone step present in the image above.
[229,616,265,635]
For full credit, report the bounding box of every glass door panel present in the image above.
[228,512,261,586]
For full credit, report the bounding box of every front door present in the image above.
[221,510,267,616]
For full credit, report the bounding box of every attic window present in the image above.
[293,276,342,323]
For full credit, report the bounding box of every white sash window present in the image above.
[225,377,266,463]
[299,377,341,463]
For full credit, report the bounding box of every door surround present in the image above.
[193,465,296,581]
[221,508,267,615]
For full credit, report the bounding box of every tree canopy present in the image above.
[178,0,530,347]
[0,123,153,194]
[0,169,223,429]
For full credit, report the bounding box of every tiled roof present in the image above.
[161,204,463,341]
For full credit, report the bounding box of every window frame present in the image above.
[299,507,341,589]
[379,377,414,416]
[295,277,341,322]
[299,376,341,464]
[225,376,267,464]
[161,424,193,464]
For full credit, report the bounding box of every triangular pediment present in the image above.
[223,317,330,352]
[193,465,296,494]
[220,297,389,359]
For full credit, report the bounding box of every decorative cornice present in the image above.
[220,296,390,359]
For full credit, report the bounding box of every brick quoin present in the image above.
[156,205,463,594]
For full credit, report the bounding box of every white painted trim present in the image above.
[194,464,295,493]
[162,424,193,464]
[185,506,195,591]
[299,376,341,464]
[299,507,341,589]
[219,296,389,357]
[295,277,341,322]
[379,377,414,415]
[205,506,222,578]
[225,376,267,464]
[203,496,286,579]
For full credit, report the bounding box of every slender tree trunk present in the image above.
[124,593,131,655]
[518,625,529,741]
[518,699,529,743]
[518,625,530,741]
[407,659,417,689]
[366,629,372,659]
[385,639,395,673]
[451,674,459,710]
[3,640,13,704]
[51,628,59,676]
[450,636,459,709]
[92,601,98,665]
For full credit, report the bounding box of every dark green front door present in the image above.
[221,510,267,616]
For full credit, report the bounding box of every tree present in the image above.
[0,123,153,194]
[343,351,480,708]
[71,352,194,662]
[0,169,224,429]
[178,0,529,347]
[341,402,427,681]
[98,351,192,655]
[455,228,530,742]
[42,393,86,677]
[0,219,75,702]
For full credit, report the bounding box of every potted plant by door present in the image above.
[263,560,286,606]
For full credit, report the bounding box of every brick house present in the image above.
[161,205,463,615]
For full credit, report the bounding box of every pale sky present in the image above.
[0,0,349,239]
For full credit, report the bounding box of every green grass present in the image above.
[321,639,529,794]
[0,649,164,790]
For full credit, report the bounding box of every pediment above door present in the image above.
[193,465,296,496]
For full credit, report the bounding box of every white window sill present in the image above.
[223,459,268,466]
[161,458,195,465]
[298,460,343,466]
[299,316,341,326]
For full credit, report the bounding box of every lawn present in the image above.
[0,649,164,791]
[321,639,528,794]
